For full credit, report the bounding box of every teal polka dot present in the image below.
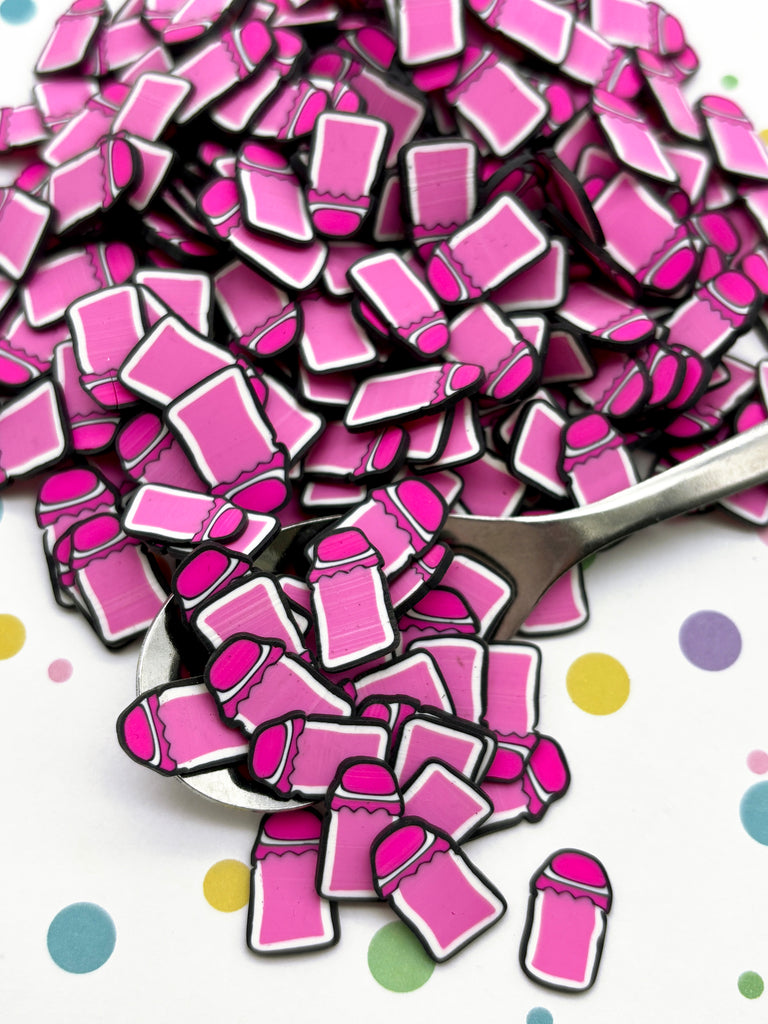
[740,782,768,845]
[0,0,36,22]
[526,1010,554,1024]
[47,902,116,973]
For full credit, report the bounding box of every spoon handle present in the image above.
[554,419,768,557]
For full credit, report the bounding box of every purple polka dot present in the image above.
[679,611,741,671]
[48,658,73,683]
[748,750,768,775]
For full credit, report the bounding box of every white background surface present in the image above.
[2,2,768,1021]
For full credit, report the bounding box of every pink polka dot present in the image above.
[747,750,768,774]
[48,658,73,683]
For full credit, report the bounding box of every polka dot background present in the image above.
[368,921,435,992]
[47,903,116,974]
[0,0,36,24]
[566,653,630,715]
[678,610,742,671]
[203,860,250,912]
[1,2,768,1022]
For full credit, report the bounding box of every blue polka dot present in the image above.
[526,1009,554,1024]
[740,782,768,845]
[47,902,116,973]
[0,0,36,22]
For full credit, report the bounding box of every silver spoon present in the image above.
[137,419,768,811]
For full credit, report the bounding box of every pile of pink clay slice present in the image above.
[1,0,766,987]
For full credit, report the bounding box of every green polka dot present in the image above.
[368,921,435,992]
[721,74,739,89]
[580,553,596,571]
[738,971,764,999]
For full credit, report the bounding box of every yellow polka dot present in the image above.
[0,614,25,659]
[203,859,250,912]
[760,129,768,147]
[566,652,630,715]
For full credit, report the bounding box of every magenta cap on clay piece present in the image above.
[394,478,445,534]
[536,849,612,910]
[122,703,158,763]
[338,758,399,798]
[249,716,303,791]
[373,820,429,882]
[206,635,282,693]
[260,806,323,845]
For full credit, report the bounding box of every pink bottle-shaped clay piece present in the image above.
[396,0,464,66]
[307,112,390,237]
[237,141,314,245]
[171,543,251,621]
[699,95,768,181]
[52,340,121,454]
[205,635,352,732]
[519,563,589,636]
[210,27,303,133]
[353,650,453,713]
[22,241,137,329]
[166,366,289,514]
[345,362,483,431]
[401,761,492,842]
[589,172,696,295]
[402,139,477,259]
[520,734,571,820]
[317,758,403,900]
[117,677,249,774]
[322,478,447,579]
[308,527,398,672]
[173,18,274,123]
[0,187,51,281]
[69,512,167,647]
[447,303,538,403]
[199,176,328,293]
[122,484,247,545]
[36,466,118,608]
[444,47,549,158]
[247,808,340,955]
[215,259,300,358]
[118,313,236,407]
[68,284,145,411]
[36,0,104,75]
[372,817,506,961]
[192,572,307,655]
[520,849,612,991]
[348,250,449,357]
[248,714,390,800]
[0,308,69,390]
[561,412,638,505]
[302,421,405,481]
[407,636,485,723]
[116,411,208,492]
[427,194,549,304]
[0,378,69,487]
